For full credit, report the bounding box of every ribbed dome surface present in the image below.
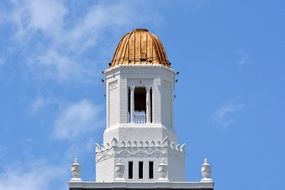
[110,29,170,67]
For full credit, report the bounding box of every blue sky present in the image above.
[0,0,284,189]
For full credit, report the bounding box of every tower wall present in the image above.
[96,65,186,182]
[105,65,175,130]
[106,73,120,128]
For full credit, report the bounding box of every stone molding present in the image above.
[69,181,214,189]
[105,64,176,75]
[104,65,175,83]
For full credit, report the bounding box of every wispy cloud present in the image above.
[33,49,82,81]
[0,161,67,190]
[234,49,249,66]
[3,0,157,82]
[53,99,102,140]
[10,0,66,40]
[28,95,60,115]
[63,137,97,161]
[213,102,244,128]
[29,96,49,114]
[62,2,142,52]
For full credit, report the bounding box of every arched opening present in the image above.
[128,86,152,124]
[134,87,146,124]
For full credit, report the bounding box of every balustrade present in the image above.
[128,111,146,124]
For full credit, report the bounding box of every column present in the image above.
[146,86,151,123]
[130,86,135,123]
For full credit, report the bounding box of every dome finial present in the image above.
[70,158,82,182]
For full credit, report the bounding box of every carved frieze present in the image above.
[96,137,183,163]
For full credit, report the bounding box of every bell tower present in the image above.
[69,29,214,190]
[97,28,181,182]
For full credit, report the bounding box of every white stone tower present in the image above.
[69,28,214,190]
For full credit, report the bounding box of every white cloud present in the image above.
[29,95,60,115]
[235,49,249,66]
[53,99,102,140]
[29,96,48,114]
[64,2,142,52]
[213,102,244,128]
[5,0,157,82]
[10,0,66,40]
[33,49,81,81]
[0,161,66,190]
[28,0,66,32]
[64,137,97,160]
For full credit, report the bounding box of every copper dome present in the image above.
[110,29,170,67]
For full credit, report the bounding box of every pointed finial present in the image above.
[200,158,213,183]
[70,158,82,182]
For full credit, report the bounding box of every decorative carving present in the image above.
[127,141,132,147]
[158,160,168,181]
[114,161,125,180]
[176,144,180,151]
[96,148,168,163]
[170,142,175,149]
[150,140,155,147]
[139,141,143,147]
[111,138,118,147]
[136,151,146,158]
[157,141,161,147]
[96,153,113,162]
[120,141,126,147]
[118,151,129,158]
[116,149,167,158]
[109,80,118,90]
[95,138,185,163]
[95,143,101,152]
[200,158,213,183]
[145,140,149,147]
[153,151,162,157]
[163,137,169,146]
[180,144,186,152]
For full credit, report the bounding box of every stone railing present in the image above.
[128,111,146,124]
[134,111,146,124]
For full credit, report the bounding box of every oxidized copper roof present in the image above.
[110,28,170,67]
